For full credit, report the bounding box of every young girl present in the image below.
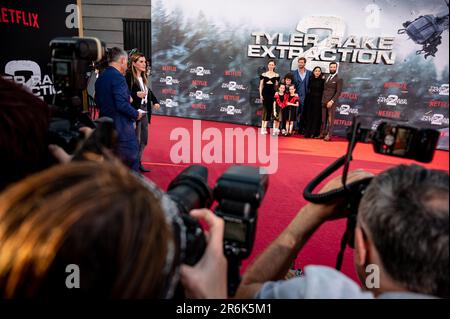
[280,73,294,135]
[283,85,300,136]
[273,83,287,136]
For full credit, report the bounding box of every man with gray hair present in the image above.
[95,47,143,171]
[235,165,449,299]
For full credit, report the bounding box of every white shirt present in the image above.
[137,76,148,104]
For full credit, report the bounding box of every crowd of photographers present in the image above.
[0,47,448,299]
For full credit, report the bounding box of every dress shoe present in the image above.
[139,165,151,172]
[324,135,331,141]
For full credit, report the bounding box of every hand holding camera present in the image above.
[180,209,227,299]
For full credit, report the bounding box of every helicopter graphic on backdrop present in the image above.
[398,0,449,59]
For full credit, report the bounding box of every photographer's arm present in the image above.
[235,170,373,299]
[235,203,326,298]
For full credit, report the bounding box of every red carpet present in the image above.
[142,115,449,283]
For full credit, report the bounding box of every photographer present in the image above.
[0,77,54,191]
[0,159,227,298]
[95,47,143,172]
[236,165,449,299]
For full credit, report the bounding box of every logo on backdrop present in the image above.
[220,105,242,115]
[192,79,208,86]
[421,113,449,126]
[192,103,207,110]
[247,16,396,66]
[189,90,210,100]
[339,92,359,101]
[189,66,212,76]
[429,84,449,96]
[4,60,57,97]
[384,82,408,91]
[162,88,177,95]
[160,76,180,85]
[429,100,449,108]
[337,104,359,116]
[377,110,402,119]
[377,95,408,106]
[0,7,40,29]
[161,98,179,108]
[162,65,177,72]
[221,81,246,91]
[224,70,242,77]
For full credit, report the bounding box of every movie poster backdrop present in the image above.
[151,0,449,150]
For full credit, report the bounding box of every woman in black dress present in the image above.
[259,59,280,134]
[303,66,325,138]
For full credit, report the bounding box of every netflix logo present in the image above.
[384,82,408,91]
[192,80,208,86]
[334,119,352,126]
[339,92,359,100]
[377,110,401,119]
[224,70,242,77]
[161,65,177,72]
[429,100,449,108]
[192,103,207,110]
[162,88,177,95]
[224,95,240,101]
[0,7,40,28]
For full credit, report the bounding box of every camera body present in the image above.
[371,122,440,163]
[50,37,104,95]
[214,166,267,260]
[48,37,107,153]
[166,165,268,296]
[352,119,440,163]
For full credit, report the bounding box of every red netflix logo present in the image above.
[224,95,240,101]
[224,70,242,76]
[161,65,177,72]
[0,7,39,28]
[192,103,207,110]
[192,80,208,86]
[377,110,401,119]
[162,88,177,95]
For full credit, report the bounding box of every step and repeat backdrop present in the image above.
[151,0,449,150]
[0,1,79,104]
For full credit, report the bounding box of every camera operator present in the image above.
[236,165,449,299]
[0,159,227,298]
[95,47,143,172]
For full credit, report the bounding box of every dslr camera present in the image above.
[304,116,440,269]
[48,37,113,154]
[166,165,268,297]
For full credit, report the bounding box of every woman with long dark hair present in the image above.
[126,52,160,172]
[259,59,280,134]
[304,66,325,138]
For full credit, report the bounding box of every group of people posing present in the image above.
[260,58,343,141]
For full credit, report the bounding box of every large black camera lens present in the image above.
[167,165,213,266]
[167,165,213,215]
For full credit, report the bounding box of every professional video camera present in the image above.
[48,36,109,154]
[303,116,440,270]
[166,165,268,297]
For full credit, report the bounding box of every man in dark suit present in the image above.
[95,47,143,171]
[292,57,312,133]
[320,62,343,141]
